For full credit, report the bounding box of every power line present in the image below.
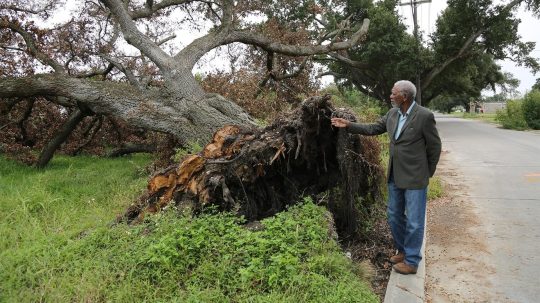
[419,2,423,31]
[399,0,432,105]
[427,2,431,37]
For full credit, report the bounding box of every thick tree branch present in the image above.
[43,96,76,107]
[0,4,51,15]
[422,30,485,92]
[327,52,370,69]
[227,19,370,57]
[100,0,174,73]
[76,63,115,78]
[175,19,369,70]
[173,30,225,69]
[503,0,523,13]
[317,71,346,79]
[422,0,524,91]
[100,55,143,89]
[0,74,254,142]
[0,74,164,117]
[0,19,65,73]
[220,0,233,28]
[157,34,177,45]
[324,15,354,43]
[130,0,195,19]
[36,107,88,168]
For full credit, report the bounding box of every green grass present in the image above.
[0,155,378,303]
[428,176,443,201]
[451,112,497,123]
[0,154,151,252]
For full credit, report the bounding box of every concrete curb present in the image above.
[383,225,427,303]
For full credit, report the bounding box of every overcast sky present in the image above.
[50,1,539,96]
[398,0,540,96]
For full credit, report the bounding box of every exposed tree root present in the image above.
[120,95,383,237]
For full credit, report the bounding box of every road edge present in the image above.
[383,217,426,303]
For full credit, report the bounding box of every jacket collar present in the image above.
[396,103,419,141]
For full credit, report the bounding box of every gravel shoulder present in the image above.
[425,150,495,303]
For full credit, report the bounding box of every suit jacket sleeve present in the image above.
[345,111,389,136]
[423,112,442,177]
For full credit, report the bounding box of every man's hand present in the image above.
[331,117,350,128]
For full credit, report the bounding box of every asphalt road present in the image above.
[435,115,540,302]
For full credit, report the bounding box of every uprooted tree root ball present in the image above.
[120,95,383,237]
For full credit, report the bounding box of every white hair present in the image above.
[394,80,417,101]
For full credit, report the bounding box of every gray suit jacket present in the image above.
[347,104,441,189]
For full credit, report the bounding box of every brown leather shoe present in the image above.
[393,262,417,275]
[389,252,405,264]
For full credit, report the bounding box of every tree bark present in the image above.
[0,74,256,143]
[35,108,87,168]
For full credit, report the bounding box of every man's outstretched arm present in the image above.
[331,112,388,136]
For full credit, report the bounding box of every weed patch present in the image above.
[0,156,377,302]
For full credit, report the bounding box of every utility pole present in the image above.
[399,0,431,105]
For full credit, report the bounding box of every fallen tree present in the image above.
[120,95,383,236]
[1,0,370,167]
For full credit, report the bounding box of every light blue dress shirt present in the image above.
[395,101,416,140]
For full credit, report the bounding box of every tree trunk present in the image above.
[119,95,383,237]
[35,108,87,168]
[0,75,256,143]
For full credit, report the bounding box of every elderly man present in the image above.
[331,80,441,275]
